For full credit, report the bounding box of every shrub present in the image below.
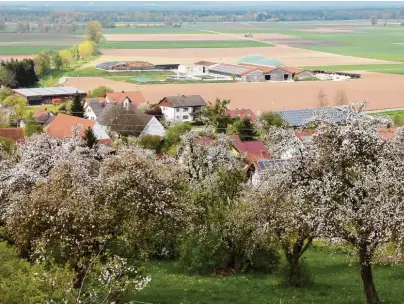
[139,134,163,151]
[87,86,113,98]
[0,136,16,155]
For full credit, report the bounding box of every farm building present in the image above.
[207,64,265,82]
[240,64,315,81]
[13,86,86,106]
[193,61,217,74]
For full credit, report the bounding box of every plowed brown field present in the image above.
[65,72,404,112]
[84,46,394,69]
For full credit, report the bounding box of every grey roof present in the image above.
[97,103,153,136]
[13,86,86,98]
[257,159,288,171]
[161,95,207,108]
[276,107,346,127]
[86,99,106,118]
[208,64,254,77]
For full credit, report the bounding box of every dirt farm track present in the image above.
[65,72,404,113]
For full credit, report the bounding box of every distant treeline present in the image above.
[0,7,403,26]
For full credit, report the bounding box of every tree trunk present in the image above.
[359,248,380,304]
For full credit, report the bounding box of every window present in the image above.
[183,108,189,112]
[284,74,289,80]
[176,108,180,112]
[183,115,189,120]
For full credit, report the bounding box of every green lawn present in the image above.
[301,63,404,75]
[129,246,404,304]
[99,40,271,49]
[0,45,72,55]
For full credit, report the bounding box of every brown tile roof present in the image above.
[33,109,51,119]
[279,66,306,74]
[239,63,277,73]
[226,109,257,121]
[44,113,95,139]
[0,128,25,143]
[194,61,217,66]
[105,91,146,105]
[233,140,270,159]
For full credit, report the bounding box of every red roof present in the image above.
[379,128,396,139]
[226,109,257,121]
[194,61,217,66]
[0,128,25,143]
[233,140,270,159]
[44,113,95,139]
[228,134,241,143]
[33,109,50,119]
[105,91,145,105]
[239,63,277,73]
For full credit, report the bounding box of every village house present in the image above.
[32,108,55,126]
[44,113,112,144]
[84,98,107,121]
[226,108,257,121]
[105,91,146,109]
[158,95,207,122]
[97,103,166,137]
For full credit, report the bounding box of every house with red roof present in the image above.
[226,108,257,121]
[32,108,55,126]
[105,91,146,109]
[44,113,112,144]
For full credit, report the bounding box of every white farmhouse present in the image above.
[158,94,207,123]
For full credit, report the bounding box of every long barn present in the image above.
[13,86,87,106]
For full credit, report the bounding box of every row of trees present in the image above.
[1,7,403,30]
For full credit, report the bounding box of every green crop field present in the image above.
[198,25,404,62]
[0,45,72,55]
[128,246,404,304]
[99,40,271,49]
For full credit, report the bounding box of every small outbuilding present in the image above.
[193,61,217,74]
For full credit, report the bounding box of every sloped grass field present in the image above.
[128,246,404,304]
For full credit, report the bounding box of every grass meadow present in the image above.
[128,246,404,304]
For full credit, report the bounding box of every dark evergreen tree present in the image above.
[83,127,97,149]
[70,94,84,117]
